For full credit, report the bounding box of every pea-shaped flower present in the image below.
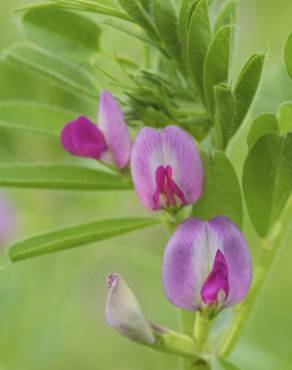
[105,273,155,344]
[61,91,131,169]
[162,217,252,311]
[131,126,204,210]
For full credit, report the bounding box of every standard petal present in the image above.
[105,274,155,345]
[162,217,252,311]
[98,91,131,169]
[209,217,252,308]
[161,126,204,205]
[131,127,162,209]
[131,126,204,210]
[162,218,220,311]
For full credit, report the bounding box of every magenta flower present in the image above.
[131,126,204,210]
[61,91,131,169]
[162,217,252,311]
[105,273,155,344]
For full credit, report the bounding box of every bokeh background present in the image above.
[0,1,292,369]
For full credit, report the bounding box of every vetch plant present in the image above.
[0,0,292,369]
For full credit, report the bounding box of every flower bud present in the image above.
[105,274,155,344]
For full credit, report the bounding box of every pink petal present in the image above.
[209,217,252,308]
[98,91,131,169]
[200,249,230,305]
[131,126,204,210]
[61,121,81,156]
[61,116,107,160]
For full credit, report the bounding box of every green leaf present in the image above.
[179,0,193,38]
[152,0,180,60]
[247,113,278,148]
[118,0,159,40]
[0,164,131,191]
[187,0,211,96]
[0,101,77,137]
[232,54,265,134]
[103,19,159,48]
[0,60,96,116]
[212,356,240,370]
[243,133,292,237]
[3,44,99,101]
[278,102,292,134]
[192,151,243,228]
[284,33,292,80]
[51,0,133,22]
[22,4,101,62]
[214,0,237,32]
[178,0,194,66]
[203,26,232,113]
[214,83,235,150]
[9,217,160,262]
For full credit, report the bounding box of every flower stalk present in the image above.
[150,324,202,361]
[194,311,211,354]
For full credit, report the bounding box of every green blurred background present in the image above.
[0,1,292,369]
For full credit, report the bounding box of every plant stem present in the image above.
[179,310,212,370]
[219,201,292,356]
[194,311,211,353]
[150,324,200,361]
[181,310,196,337]
[180,311,196,370]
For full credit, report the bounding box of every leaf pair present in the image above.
[183,0,264,150]
[185,0,236,102]
[243,105,292,237]
[215,54,265,150]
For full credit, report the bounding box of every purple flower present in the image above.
[131,126,204,210]
[162,217,252,311]
[105,273,155,344]
[61,91,131,169]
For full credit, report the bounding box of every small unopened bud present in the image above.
[105,273,155,345]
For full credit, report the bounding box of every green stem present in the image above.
[181,310,196,337]
[194,311,211,353]
[180,311,196,370]
[149,324,200,361]
[219,201,292,357]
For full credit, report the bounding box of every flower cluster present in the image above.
[61,92,252,346]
